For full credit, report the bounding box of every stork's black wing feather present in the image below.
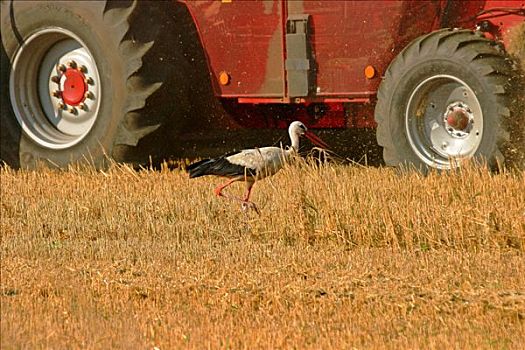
[187,154,256,179]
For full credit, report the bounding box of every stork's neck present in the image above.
[289,131,300,152]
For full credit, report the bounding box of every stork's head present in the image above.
[288,121,329,149]
[289,121,308,136]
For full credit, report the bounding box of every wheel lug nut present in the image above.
[51,76,61,84]
[78,65,88,73]
[66,60,77,69]
[84,91,94,99]
[79,103,88,111]
[57,102,65,110]
[51,90,62,98]
[57,64,67,73]
[442,142,448,149]
[85,77,94,85]
[68,106,77,114]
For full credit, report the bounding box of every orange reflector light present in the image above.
[219,71,230,85]
[364,65,376,79]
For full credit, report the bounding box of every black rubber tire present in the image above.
[374,28,523,170]
[0,0,189,168]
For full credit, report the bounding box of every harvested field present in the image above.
[1,162,524,349]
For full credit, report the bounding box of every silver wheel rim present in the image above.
[405,74,483,169]
[9,28,101,149]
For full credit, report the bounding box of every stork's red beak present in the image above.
[305,130,329,149]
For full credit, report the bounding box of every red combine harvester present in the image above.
[1,0,524,169]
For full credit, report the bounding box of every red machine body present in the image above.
[182,0,523,129]
[1,0,523,169]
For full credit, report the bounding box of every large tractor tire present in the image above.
[1,0,189,168]
[375,28,523,170]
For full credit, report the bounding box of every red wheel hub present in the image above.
[446,108,469,131]
[61,68,87,106]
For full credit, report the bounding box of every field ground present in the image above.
[1,162,524,349]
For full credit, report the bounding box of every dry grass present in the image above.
[1,161,524,349]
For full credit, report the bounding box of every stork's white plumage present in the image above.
[187,121,328,213]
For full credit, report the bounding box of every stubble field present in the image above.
[1,160,524,349]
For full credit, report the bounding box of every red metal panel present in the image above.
[183,0,521,101]
[292,0,442,97]
[184,0,285,97]
[185,0,446,99]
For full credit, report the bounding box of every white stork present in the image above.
[186,121,328,213]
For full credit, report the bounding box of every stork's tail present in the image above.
[186,158,215,178]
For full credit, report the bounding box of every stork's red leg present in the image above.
[241,181,259,214]
[214,178,259,214]
[242,181,254,202]
[214,177,248,203]
[214,178,238,197]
